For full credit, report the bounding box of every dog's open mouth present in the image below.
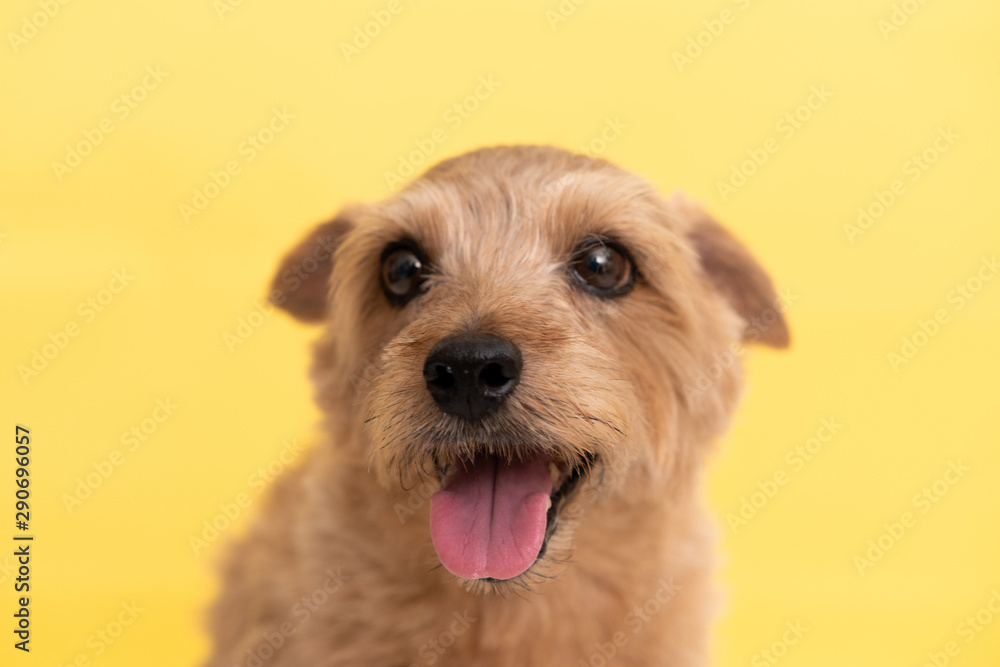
[429,451,593,581]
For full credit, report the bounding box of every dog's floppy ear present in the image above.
[675,196,790,348]
[268,213,355,323]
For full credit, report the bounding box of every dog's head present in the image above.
[269,146,788,589]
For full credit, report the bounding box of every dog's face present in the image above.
[270,146,788,589]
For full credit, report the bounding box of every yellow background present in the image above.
[2,1,998,665]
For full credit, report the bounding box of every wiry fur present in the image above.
[203,146,789,667]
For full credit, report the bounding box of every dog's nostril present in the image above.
[428,364,455,389]
[479,363,511,390]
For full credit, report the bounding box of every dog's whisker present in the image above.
[569,412,626,437]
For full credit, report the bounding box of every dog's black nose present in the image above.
[423,333,522,420]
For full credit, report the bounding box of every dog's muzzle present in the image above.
[420,333,594,583]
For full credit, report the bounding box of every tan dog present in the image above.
[204,146,789,667]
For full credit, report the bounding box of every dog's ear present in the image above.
[268,213,355,323]
[676,197,790,348]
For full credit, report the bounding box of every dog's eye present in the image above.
[570,239,635,297]
[380,242,427,305]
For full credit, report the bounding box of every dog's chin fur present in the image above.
[203,145,788,667]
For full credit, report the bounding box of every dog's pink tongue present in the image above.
[430,454,552,581]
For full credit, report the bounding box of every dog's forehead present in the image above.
[371,149,678,275]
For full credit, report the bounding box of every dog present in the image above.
[203,145,789,667]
